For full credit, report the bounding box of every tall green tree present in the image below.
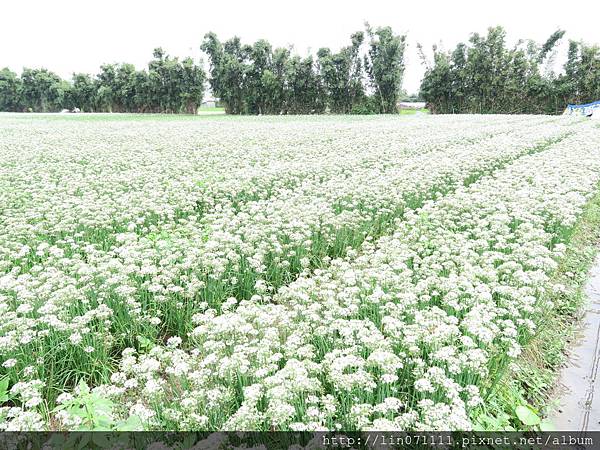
[286,55,326,114]
[559,41,600,105]
[245,39,274,114]
[96,64,118,112]
[201,33,247,114]
[180,57,206,114]
[317,31,365,113]
[364,24,407,113]
[20,68,64,112]
[68,73,97,112]
[0,68,23,111]
[420,26,570,114]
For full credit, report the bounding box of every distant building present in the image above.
[398,101,426,109]
[202,96,219,108]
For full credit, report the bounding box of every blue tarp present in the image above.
[566,100,600,110]
[565,100,600,116]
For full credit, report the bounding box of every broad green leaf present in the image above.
[92,433,112,448]
[116,414,143,431]
[63,433,81,448]
[540,419,555,431]
[472,423,486,431]
[137,335,153,350]
[515,405,541,426]
[77,380,90,395]
[77,434,91,450]
[92,395,114,413]
[0,376,9,403]
[46,435,67,448]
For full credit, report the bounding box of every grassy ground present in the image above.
[0,108,429,122]
[398,108,429,115]
[0,112,226,122]
[198,106,226,114]
[474,186,600,431]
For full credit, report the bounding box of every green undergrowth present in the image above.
[473,185,600,431]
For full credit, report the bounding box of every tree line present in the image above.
[199,23,406,114]
[0,48,205,113]
[0,24,406,115]
[1,25,598,115]
[419,26,600,114]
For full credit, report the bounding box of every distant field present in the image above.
[399,107,429,115]
[198,106,226,114]
[1,114,599,432]
[0,109,428,123]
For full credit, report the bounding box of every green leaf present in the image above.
[77,434,91,450]
[0,376,9,403]
[92,395,114,413]
[472,423,486,431]
[540,419,555,431]
[92,433,113,448]
[47,435,68,448]
[515,405,541,426]
[182,433,198,448]
[77,380,90,395]
[69,405,89,419]
[137,335,153,351]
[62,433,81,448]
[116,414,144,431]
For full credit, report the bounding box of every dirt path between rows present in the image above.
[551,256,600,431]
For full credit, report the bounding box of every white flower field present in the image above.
[1,114,599,431]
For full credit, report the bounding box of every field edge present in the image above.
[473,184,600,430]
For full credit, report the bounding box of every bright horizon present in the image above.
[2,0,599,94]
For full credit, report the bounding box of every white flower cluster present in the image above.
[0,114,598,431]
[0,379,45,431]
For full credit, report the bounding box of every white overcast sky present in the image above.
[1,0,599,94]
